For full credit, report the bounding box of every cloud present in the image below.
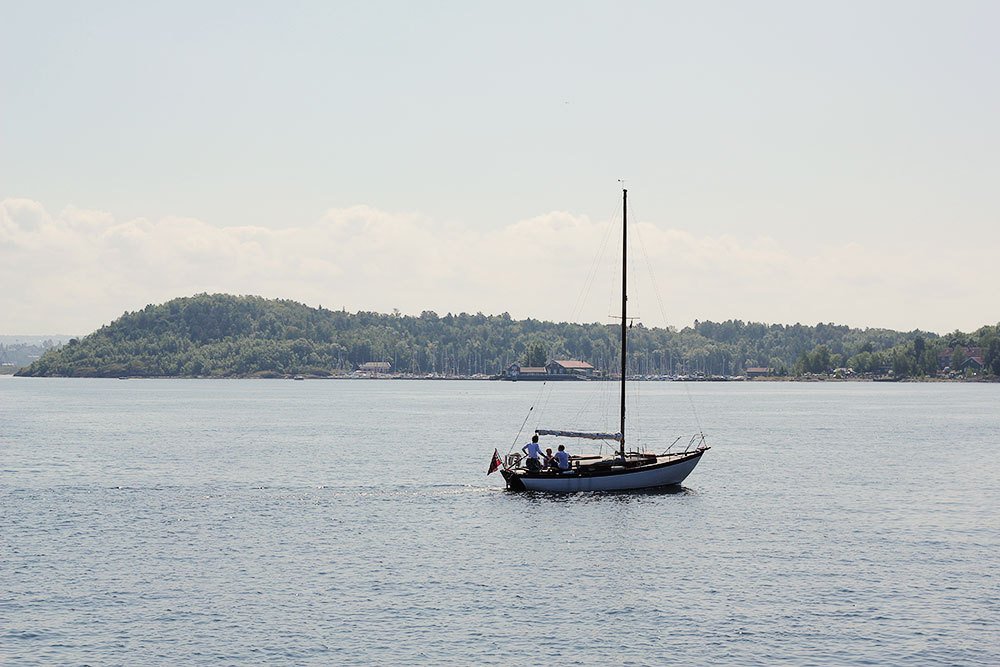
[0,198,993,334]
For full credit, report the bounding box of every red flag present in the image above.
[487,449,503,475]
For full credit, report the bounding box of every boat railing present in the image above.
[660,433,708,455]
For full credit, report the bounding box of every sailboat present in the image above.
[497,188,709,492]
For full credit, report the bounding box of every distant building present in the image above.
[545,360,595,378]
[504,363,548,380]
[959,356,985,372]
[505,359,597,381]
[940,347,985,371]
[745,367,772,378]
[358,361,392,373]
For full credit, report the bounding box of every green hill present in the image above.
[14,293,1000,378]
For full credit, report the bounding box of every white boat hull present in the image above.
[503,450,706,493]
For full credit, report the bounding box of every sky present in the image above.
[2,1,997,335]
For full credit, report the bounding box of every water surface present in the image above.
[2,378,998,665]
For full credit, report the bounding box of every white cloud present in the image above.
[0,198,993,334]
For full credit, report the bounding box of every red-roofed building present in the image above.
[546,360,595,378]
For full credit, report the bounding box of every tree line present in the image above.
[14,293,1000,378]
[0,340,62,374]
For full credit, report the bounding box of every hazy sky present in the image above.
[2,1,997,335]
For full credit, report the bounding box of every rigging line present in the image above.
[509,380,549,454]
[631,203,671,329]
[602,374,612,433]
[509,406,534,455]
[629,201,682,451]
[605,215,623,331]
[684,381,705,436]
[575,372,615,433]
[633,377,643,450]
[569,206,619,324]
[532,380,556,434]
[570,379,602,422]
[626,201,640,318]
[602,337,616,428]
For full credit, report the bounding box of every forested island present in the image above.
[13,293,1000,380]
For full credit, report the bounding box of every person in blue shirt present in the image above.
[521,434,543,471]
[555,444,571,471]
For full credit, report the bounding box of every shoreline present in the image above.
[7,373,997,383]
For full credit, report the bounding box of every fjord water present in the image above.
[2,377,997,665]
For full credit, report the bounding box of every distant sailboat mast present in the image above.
[619,188,627,461]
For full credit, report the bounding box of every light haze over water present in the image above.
[2,377,997,665]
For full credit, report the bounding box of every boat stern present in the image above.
[500,468,526,491]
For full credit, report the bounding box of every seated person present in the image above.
[543,448,557,469]
[555,444,571,471]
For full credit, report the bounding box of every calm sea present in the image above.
[2,377,998,665]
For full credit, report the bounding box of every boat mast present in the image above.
[619,188,627,460]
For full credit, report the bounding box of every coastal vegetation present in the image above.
[14,293,1000,379]
[0,339,64,374]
